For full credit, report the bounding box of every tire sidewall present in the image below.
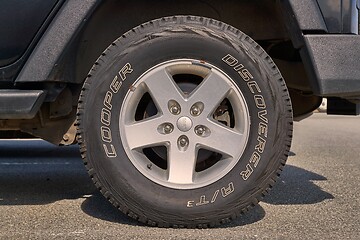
[83,25,287,220]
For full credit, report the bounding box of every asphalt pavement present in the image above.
[0,113,359,239]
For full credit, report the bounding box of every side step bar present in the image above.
[327,97,360,115]
[0,90,46,119]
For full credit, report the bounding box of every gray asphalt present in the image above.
[0,113,359,239]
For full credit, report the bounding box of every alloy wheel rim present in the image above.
[120,59,250,189]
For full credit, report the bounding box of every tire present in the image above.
[77,16,293,228]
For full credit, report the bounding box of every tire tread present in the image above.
[76,15,293,228]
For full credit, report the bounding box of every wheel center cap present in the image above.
[177,116,193,132]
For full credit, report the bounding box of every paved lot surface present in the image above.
[0,113,359,239]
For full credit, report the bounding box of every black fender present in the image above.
[280,0,360,98]
[280,0,328,49]
[15,0,100,84]
[16,0,360,98]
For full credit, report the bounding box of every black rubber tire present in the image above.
[77,16,293,228]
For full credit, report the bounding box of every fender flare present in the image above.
[15,0,99,84]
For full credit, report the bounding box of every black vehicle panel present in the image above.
[317,0,358,34]
[0,0,59,67]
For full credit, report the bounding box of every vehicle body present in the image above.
[0,0,359,227]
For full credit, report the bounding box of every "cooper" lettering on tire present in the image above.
[100,63,133,158]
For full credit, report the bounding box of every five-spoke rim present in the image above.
[120,59,250,189]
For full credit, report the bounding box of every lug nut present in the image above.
[179,138,187,147]
[195,126,205,135]
[178,135,189,148]
[158,123,174,135]
[190,102,204,116]
[194,125,210,137]
[164,124,173,134]
[168,100,181,115]
[191,106,200,116]
[170,106,180,115]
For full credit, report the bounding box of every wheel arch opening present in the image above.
[58,0,316,118]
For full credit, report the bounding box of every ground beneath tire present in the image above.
[0,113,359,239]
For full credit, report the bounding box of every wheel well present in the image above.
[1,1,318,144]
[65,0,317,118]
[73,0,287,83]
